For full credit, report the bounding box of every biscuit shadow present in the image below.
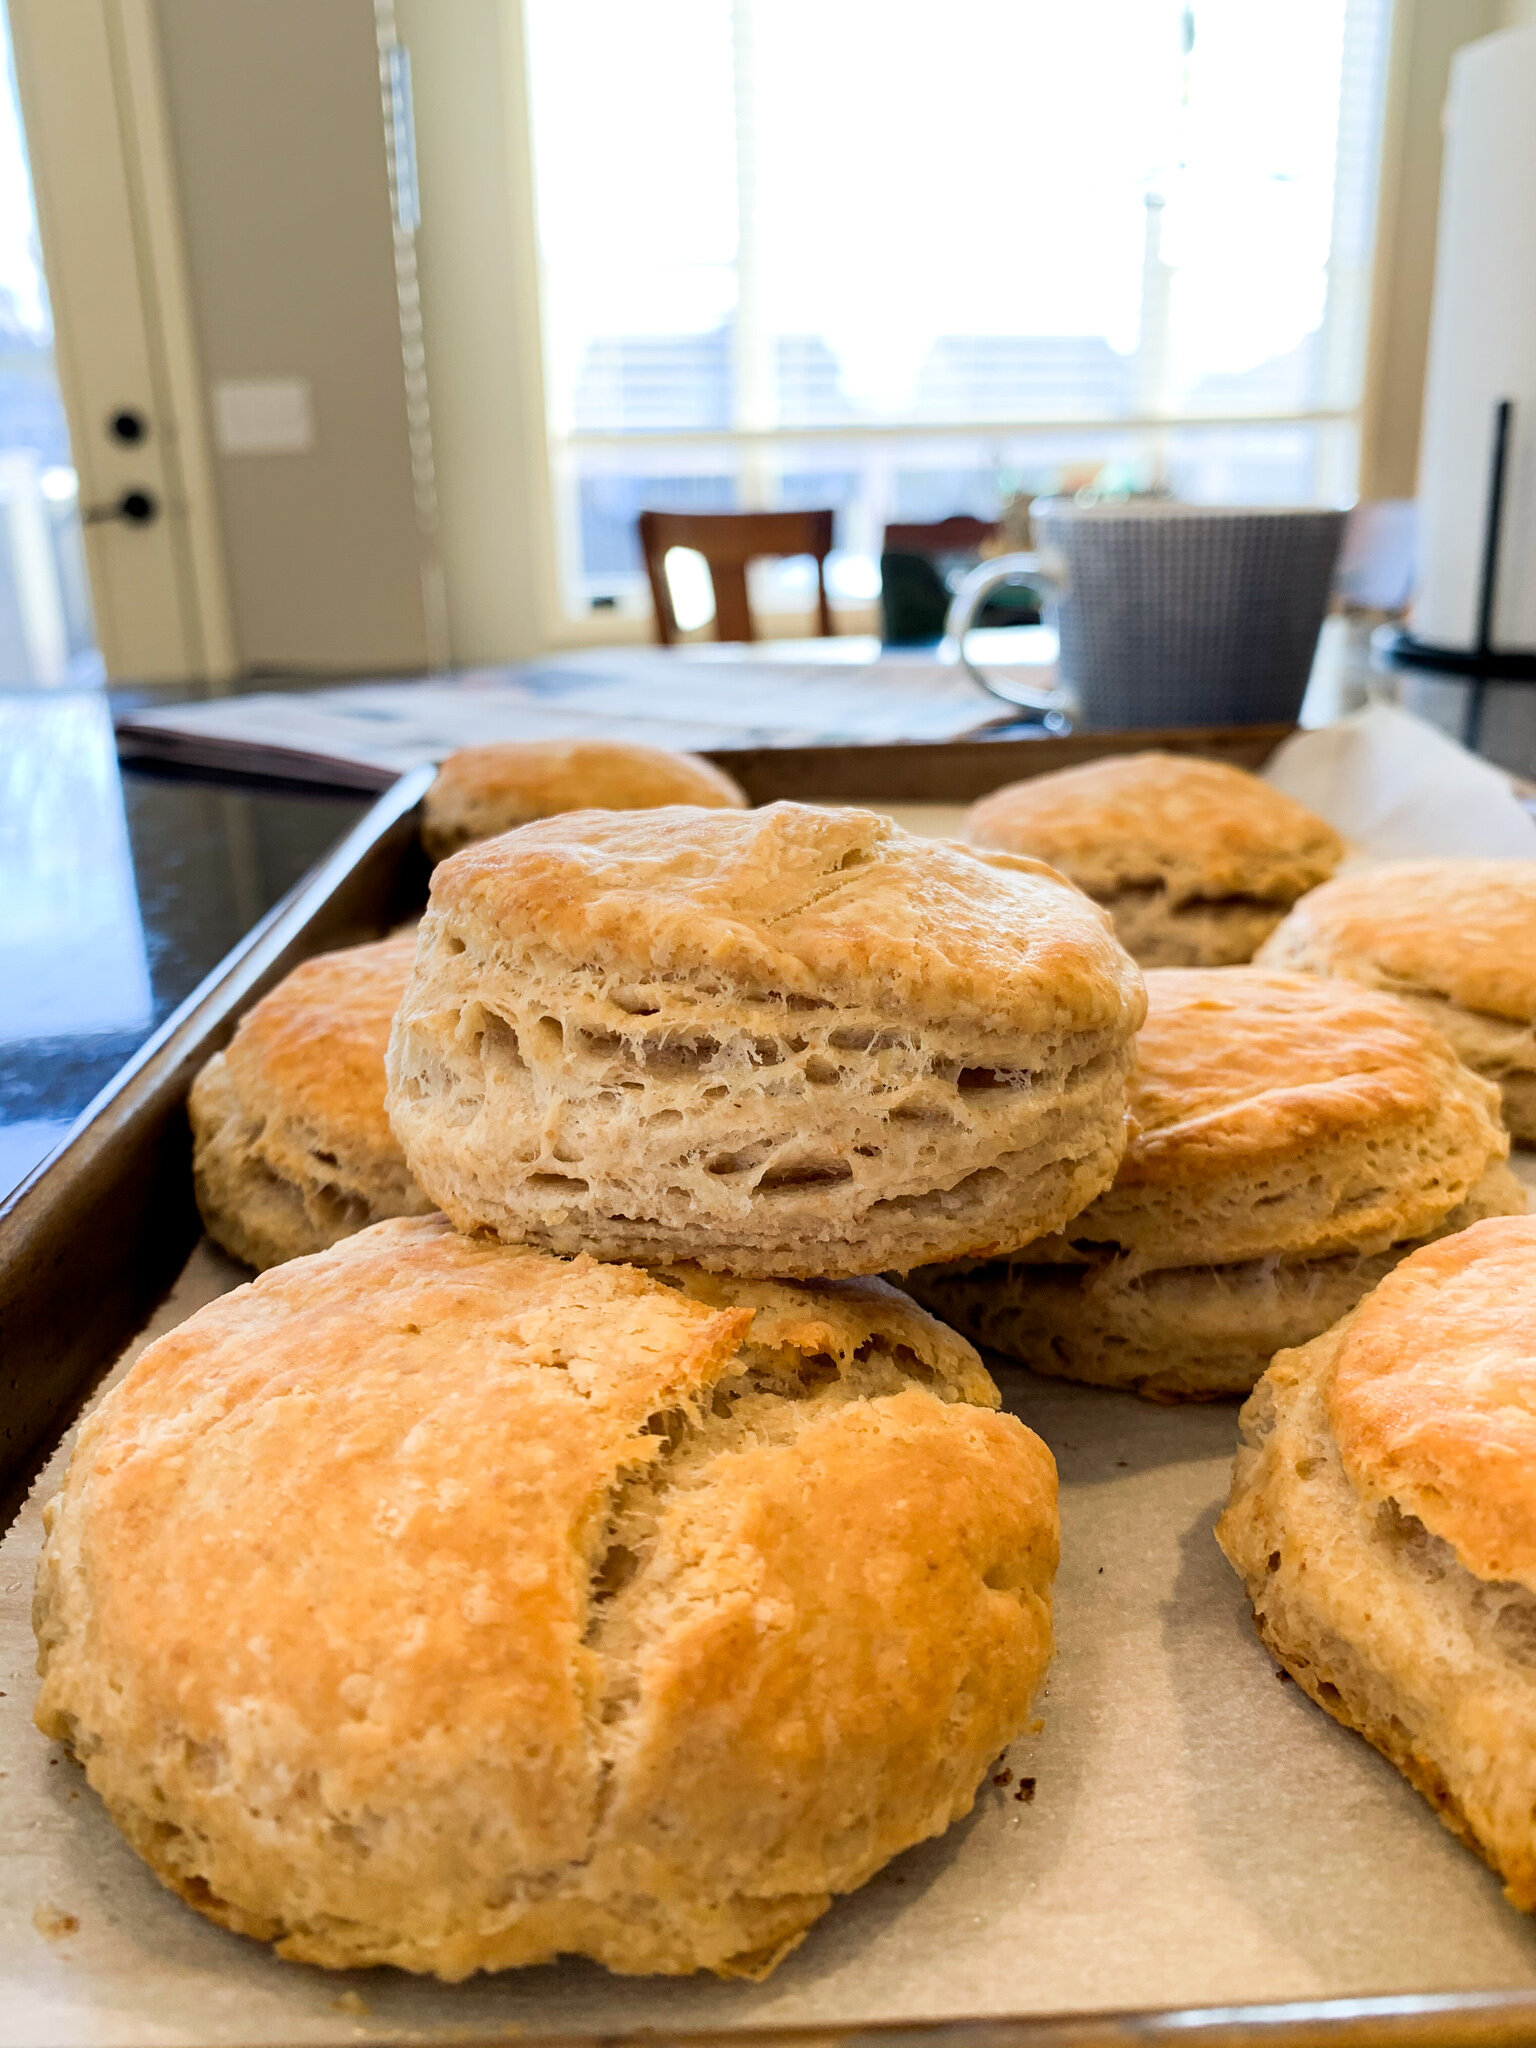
[987,1353,1242,1486]
[728,1397,1120,2003]
[1161,1505,1536,1994]
[418,1608,1100,2029]
[33,1720,1070,2038]
[383,1796,1008,2031]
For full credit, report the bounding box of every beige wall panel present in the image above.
[152,0,429,673]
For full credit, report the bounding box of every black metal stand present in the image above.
[1381,398,1536,751]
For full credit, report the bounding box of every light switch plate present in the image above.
[211,377,315,456]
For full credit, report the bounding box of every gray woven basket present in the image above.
[1031,501,1348,728]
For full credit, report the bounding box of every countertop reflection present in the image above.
[0,692,369,1201]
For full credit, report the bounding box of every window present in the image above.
[523,0,1395,622]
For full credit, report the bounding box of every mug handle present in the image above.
[942,551,1072,721]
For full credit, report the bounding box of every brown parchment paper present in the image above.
[7,1164,1536,2048]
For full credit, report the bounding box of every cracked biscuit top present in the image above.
[964,751,1344,909]
[33,1218,1057,1981]
[423,800,1145,1039]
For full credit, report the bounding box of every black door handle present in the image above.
[81,488,158,527]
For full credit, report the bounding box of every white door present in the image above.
[7,0,233,683]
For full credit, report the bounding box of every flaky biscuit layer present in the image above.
[966,752,1343,904]
[1326,1214,1536,1593]
[1020,969,1510,1272]
[1259,864,1536,1142]
[965,754,1342,969]
[1099,888,1293,969]
[1257,859,1536,1026]
[387,804,1145,1276]
[909,1161,1525,1401]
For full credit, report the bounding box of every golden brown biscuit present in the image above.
[964,752,1344,967]
[908,969,1520,1399]
[1218,1215,1536,1911]
[1257,859,1536,1141]
[189,933,433,1269]
[422,739,748,860]
[386,802,1147,1277]
[34,1218,1057,1980]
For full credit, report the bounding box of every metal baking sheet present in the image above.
[7,738,1536,2046]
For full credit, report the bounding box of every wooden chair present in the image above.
[881,514,999,557]
[638,508,835,644]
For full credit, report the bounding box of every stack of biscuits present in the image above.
[385,801,1145,1275]
[37,743,1151,1984]
[187,743,755,1274]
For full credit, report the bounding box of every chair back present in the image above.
[879,516,1004,646]
[881,515,999,557]
[637,508,835,644]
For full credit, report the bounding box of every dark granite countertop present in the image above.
[0,690,370,1202]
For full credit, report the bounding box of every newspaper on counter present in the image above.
[113,651,1021,786]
